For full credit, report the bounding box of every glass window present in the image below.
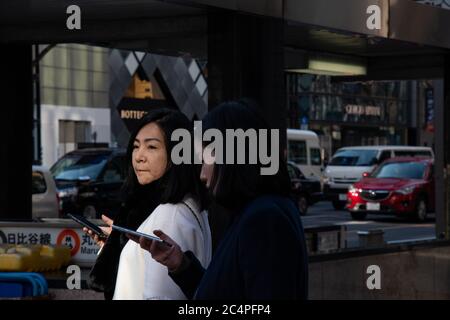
[287,164,297,180]
[310,148,322,165]
[32,171,47,194]
[394,150,433,158]
[102,156,126,183]
[379,150,391,164]
[371,162,427,179]
[329,149,378,166]
[288,140,307,165]
[51,153,109,181]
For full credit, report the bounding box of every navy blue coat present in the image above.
[170,195,309,300]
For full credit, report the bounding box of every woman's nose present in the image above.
[135,147,146,162]
[200,165,209,185]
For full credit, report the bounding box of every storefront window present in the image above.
[287,74,410,127]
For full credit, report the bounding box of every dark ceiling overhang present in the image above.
[1,0,449,79]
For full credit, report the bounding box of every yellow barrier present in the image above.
[0,244,71,272]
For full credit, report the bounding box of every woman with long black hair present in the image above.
[133,99,309,300]
[85,108,211,300]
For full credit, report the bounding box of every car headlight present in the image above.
[348,184,362,193]
[322,177,330,184]
[58,187,78,198]
[396,186,415,195]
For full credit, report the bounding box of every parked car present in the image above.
[323,146,434,210]
[287,162,322,215]
[346,157,435,221]
[50,148,127,219]
[32,165,61,219]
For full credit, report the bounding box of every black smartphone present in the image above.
[67,213,108,239]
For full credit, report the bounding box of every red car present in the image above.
[346,157,434,221]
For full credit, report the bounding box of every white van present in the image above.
[287,129,323,180]
[323,146,434,210]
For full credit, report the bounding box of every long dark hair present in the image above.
[202,99,291,211]
[122,108,207,210]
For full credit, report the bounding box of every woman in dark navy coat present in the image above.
[132,99,309,300]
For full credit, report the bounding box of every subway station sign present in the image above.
[0,225,99,267]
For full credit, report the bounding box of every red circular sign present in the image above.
[57,229,80,256]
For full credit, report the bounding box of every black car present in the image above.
[50,148,127,219]
[287,162,323,215]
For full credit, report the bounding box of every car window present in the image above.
[394,150,433,158]
[329,149,378,166]
[102,156,126,183]
[310,148,322,166]
[288,140,307,164]
[378,150,391,164]
[287,165,297,180]
[51,153,109,181]
[371,162,427,179]
[32,171,47,194]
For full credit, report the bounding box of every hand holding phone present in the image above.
[68,213,109,240]
[69,214,113,247]
[138,229,184,273]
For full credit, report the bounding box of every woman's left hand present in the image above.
[127,229,184,272]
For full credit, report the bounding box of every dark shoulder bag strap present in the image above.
[182,201,203,233]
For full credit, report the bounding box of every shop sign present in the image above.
[425,88,434,132]
[345,104,381,117]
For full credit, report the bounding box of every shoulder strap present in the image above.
[182,201,203,233]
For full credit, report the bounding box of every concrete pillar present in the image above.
[207,12,286,145]
[206,12,287,250]
[435,54,450,239]
[0,45,33,220]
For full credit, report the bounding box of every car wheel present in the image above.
[83,205,97,219]
[332,200,346,211]
[415,197,428,222]
[298,195,309,216]
[351,212,367,221]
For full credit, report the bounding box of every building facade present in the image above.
[34,44,208,167]
[36,44,111,167]
[286,73,417,160]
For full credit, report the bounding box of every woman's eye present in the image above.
[148,145,157,150]
[133,145,139,149]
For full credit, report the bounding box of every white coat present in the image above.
[113,195,211,300]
